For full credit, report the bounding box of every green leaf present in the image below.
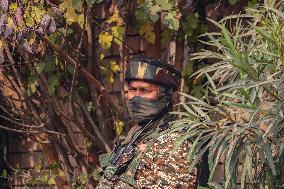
[182,12,199,36]
[44,59,56,73]
[162,12,179,30]
[181,60,193,77]
[228,0,239,5]
[188,134,214,173]
[66,64,74,75]
[48,74,59,96]
[92,168,101,181]
[223,101,257,110]
[172,134,189,153]
[35,62,45,74]
[150,5,160,14]
[40,173,48,182]
[180,102,199,118]
[1,169,7,177]
[139,22,155,44]
[79,173,86,184]
[47,85,55,96]
[75,106,82,117]
[30,177,37,186]
[149,5,160,22]
[34,163,41,173]
[161,29,173,44]
[240,153,249,189]
[197,186,210,189]
[71,0,81,8]
[27,76,38,96]
[262,141,276,175]
[186,133,203,163]
[208,136,227,180]
[86,101,94,112]
[208,181,224,189]
[48,161,61,170]
[150,13,159,23]
[157,0,173,10]
[85,0,96,6]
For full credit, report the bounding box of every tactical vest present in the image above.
[97,117,172,188]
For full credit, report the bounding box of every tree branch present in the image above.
[42,34,123,114]
[76,93,111,153]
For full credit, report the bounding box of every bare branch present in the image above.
[76,93,111,153]
[41,34,123,114]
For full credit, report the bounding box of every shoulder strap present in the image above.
[100,117,172,186]
[99,120,154,182]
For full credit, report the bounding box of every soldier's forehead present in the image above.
[128,80,158,88]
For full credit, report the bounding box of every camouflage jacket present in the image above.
[96,116,198,189]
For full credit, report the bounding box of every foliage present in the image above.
[136,0,180,43]
[1,158,62,187]
[0,0,189,187]
[172,1,284,188]
[0,0,271,188]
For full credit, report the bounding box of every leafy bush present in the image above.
[172,1,284,188]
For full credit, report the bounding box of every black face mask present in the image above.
[126,95,170,124]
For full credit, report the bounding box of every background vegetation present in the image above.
[0,0,282,188]
[173,1,284,188]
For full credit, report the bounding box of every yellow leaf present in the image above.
[107,72,114,84]
[59,0,68,12]
[66,17,75,25]
[145,32,155,44]
[9,3,18,13]
[98,32,113,50]
[110,61,120,72]
[25,16,35,27]
[23,5,45,27]
[7,17,14,28]
[59,0,85,29]
[99,53,105,60]
[112,26,125,46]
[28,34,36,45]
[115,120,124,136]
[34,163,41,173]
[99,66,107,75]
[77,14,85,28]
[59,170,65,178]
[48,178,56,185]
[0,40,3,49]
[139,22,156,44]
[107,7,124,25]
[31,6,45,23]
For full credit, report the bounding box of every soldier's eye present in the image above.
[141,88,151,93]
[128,88,136,93]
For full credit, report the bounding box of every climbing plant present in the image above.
[0,0,184,188]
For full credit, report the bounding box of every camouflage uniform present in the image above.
[96,57,198,189]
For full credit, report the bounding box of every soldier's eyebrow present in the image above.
[139,87,152,92]
[128,86,137,90]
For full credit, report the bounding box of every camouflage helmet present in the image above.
[125,56,181,91]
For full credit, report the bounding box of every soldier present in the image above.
[96,56,198,189]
